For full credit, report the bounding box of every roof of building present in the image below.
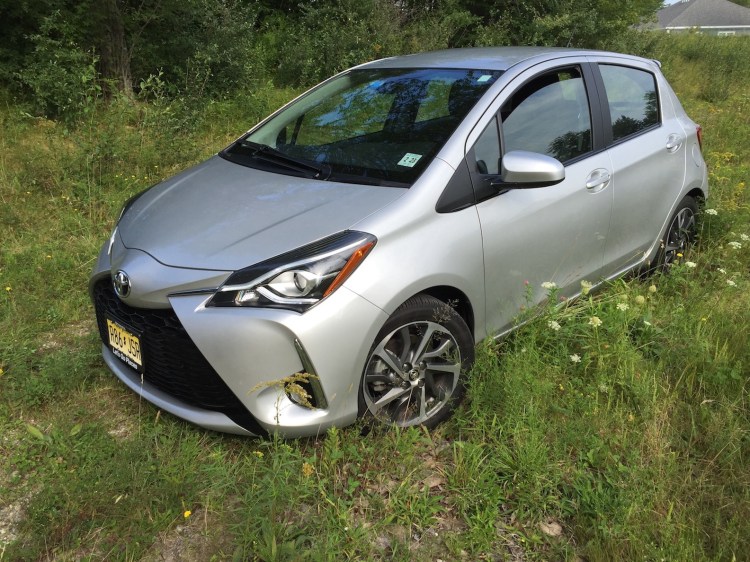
[657,0,750,28]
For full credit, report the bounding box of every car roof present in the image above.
[359,47,616,71]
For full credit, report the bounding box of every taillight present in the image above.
[696,125,703,151]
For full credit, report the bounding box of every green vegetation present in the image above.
[1,33,749,560]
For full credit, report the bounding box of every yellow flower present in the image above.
[0,367,4,376]
[183,510,192,518]
[4,286,10,292]
[253,450,264,458]
[302,462,315,478]
[627,413,635,423]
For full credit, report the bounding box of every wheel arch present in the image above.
[417,285,475,338]
[687,187,706,206]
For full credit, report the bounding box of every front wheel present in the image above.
[359,295,474,429]
[655,195,698,271]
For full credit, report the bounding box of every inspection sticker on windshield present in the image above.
[397,153,422,167]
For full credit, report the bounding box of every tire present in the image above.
[655,195,698,271]
[359,294,474,429]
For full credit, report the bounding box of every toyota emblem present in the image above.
[113,270,131,299]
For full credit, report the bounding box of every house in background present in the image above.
[656,0,750,35]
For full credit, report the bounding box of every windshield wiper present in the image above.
[233,140,331,180]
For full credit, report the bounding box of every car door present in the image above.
[470,63,614,336]
[590,57,688,277]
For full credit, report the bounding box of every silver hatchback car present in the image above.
[90,47,708,437]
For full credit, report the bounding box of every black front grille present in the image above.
[92,279,265,435]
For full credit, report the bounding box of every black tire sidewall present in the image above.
[655,195,698,269]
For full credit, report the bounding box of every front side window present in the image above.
[598,64,659,142]
[501,67,592,163]
[222,68,503,186]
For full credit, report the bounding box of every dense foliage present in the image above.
[1,0,664,119]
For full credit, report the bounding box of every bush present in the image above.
[17,11,101,121]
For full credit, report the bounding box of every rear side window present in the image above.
[599,65,659,142]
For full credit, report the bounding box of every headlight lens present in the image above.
[207,231,376,312]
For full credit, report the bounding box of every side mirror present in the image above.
[495,150,565,188]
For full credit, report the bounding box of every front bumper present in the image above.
[91,241,388,437]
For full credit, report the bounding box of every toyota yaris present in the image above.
[90,47,708,437]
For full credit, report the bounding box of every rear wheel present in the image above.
[655,196,698,270]
[359,295,474,429]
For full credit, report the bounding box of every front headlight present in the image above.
[207,231,376,312]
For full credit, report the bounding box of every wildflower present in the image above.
[547,320,561,331]
[541,281,557,290]
[302,462,315,478]
[570,354,581,363]
[0,367,3,376]
[728,241,742,249]
[627,413,635,423]
[643,320,652,327]
[726,279,737,287]
[718,268,727,274]
[676,252,683,258]
[616,303,629,312]
[648,284,657,293]
[598,383,609,393]
[701,317,707,322]
[685,261,697,268]
[634,295,646,305]
[704,208,718,216]
[741,234,750,242]
[253,450,264,459]
[184,510,192,519]
[588,316,602,328]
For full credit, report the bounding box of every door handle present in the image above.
[666,133,683,153]
[585,169,611,191]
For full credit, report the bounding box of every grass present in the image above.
[1,34,749,561]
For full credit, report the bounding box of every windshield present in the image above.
[222,67,503,187]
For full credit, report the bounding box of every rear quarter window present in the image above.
[598,64,659,142]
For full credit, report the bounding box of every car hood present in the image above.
[118,156,405,271]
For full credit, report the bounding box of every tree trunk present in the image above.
[99,0,133,97]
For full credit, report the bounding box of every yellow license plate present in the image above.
[106,318,143,372]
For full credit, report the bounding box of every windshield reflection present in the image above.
[223,68,503,186]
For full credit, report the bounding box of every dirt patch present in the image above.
[140,509,233,562]
[37,319,95,354]
[0,491,33,548]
